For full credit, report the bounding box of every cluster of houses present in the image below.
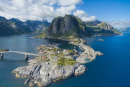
[38,43,78,60]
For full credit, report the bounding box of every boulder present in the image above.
[96,51,104,56]
[75,65,87,76]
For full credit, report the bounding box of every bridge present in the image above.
[0,51,39,61]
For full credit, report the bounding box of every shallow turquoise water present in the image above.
[0,33,130,87]
[84,58,90,61]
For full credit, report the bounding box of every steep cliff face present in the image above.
[46,15,79,36]
[42,15,89,39]
[37,15,121,38]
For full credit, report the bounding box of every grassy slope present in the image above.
[85,22,121,34]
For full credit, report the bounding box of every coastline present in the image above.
[12,38,103,87]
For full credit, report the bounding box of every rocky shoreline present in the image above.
[12,40,103,87]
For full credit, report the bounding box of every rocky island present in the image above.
[12,42,103,87]
[12,15,120,87]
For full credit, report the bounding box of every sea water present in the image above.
[0,33,130,87]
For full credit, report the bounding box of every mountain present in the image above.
[125,28,130,32]
[0,16,50,35]
[36,15,121,39]
[39,15,90,39]
[19,20,50,33]
[117,28,130,32]
[85,20,121,35]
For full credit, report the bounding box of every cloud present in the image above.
[73,10,97,21]
[107,20,130,29]
[57,0,82,6]
[0,0,96,22]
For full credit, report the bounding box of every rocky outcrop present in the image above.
[46,15,79,36]
[96,51,104,55]
[40,15,90,38]
[12,61,86,87]
[12,41,104,87]
[12,43,103,87]
[75,65,87,76]
[76,44,103,64]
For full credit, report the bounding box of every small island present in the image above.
[12,41,103,87]
[97,39,104,41]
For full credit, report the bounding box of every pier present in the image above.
[0,51,39,61]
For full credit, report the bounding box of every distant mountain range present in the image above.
[125,28,130,32]
[85,20,120,34]
[0,15,121,37]
[36,15,121,39]
[0,16,50,35]
[117,28,130,32]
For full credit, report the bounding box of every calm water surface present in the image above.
[0,33,130,87]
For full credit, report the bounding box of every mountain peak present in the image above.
[36,15,121,39]
[44,14,85,38]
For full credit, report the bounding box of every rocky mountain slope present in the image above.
[85,20,121,35]
[0,16,50,35]
[39,15,90,39]
[118,28,130,32]
[125,28,130,32]
[37,15,121,39]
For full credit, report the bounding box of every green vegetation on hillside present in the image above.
[57,58,76,66]
[76,17,85,29]
[35,33,46,38]
[85,21,121,34]
[35,15,121,39]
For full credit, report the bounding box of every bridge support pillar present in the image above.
[25,54,28,61]
[1,53,3,60]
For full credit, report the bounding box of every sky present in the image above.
[0,0,129,29]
